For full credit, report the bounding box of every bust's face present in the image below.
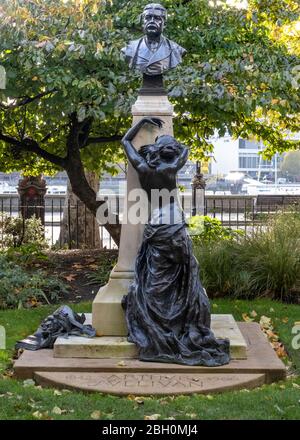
[142,9,165,38]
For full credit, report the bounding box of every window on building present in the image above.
[239,156,260,169]
[239,139,259,150]
[239,139,246,149]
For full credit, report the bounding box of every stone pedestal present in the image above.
[14,322,287,395]
[55,314,247,360]
[92,95,174,336]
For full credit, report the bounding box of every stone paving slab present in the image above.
[54,314,247,360]
[14,323,286,390]
[34,371,266,396]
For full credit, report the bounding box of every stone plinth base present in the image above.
[55,314,247,360]
[54,336,138,359]
[92,269,129,336]
[14,323,286,395]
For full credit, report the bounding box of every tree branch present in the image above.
[84,134,123,147]
[0,89,57,110]
[0,131,66,168]
[40,123,69,143]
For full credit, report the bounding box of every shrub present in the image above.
[5,243,49,267]
[0,214,48,249]
[193,211,300,302]
[189,215,243,243]
[85,255,117,286]
[0,254,69,309]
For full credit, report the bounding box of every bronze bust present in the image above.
[121,4,186,77]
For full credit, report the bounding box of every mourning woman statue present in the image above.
[121,117,230,366]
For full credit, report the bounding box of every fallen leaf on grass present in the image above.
[72,263,85,270]
[63,274,77,282]
[127,395,145,404]
[32,411,44,419]
[265,330,279,341]
[52,406,63,415]
[87,264,99,270]
[282,317,289,324]
[186,413,197,419]
[292,383,300,389]
[250,310,258,318]
[2,370,14,378]
[91,410,102,420]
[272,342,287,358]
[259,315,272,329]
[242,313,254,322]
[144,414,161,420]
[258,316,288,359]
[54,390,62,396]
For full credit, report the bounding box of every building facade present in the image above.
[209,134,281,179]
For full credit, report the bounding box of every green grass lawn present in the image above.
[0,299,299,420]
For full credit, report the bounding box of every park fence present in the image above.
[0,193,300,250]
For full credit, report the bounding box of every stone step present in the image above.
[34,371,266,396]
[14,323,287,387]
[53,314,247,360]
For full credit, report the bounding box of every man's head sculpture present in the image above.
[141,4,167,37]
[121,3,186,78]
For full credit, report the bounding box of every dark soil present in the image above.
[35,249,118,304]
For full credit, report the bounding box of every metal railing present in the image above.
[1,193,300,249]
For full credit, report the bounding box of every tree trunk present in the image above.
[59,171,101,249]
[0,114,122,246]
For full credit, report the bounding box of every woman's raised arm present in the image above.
[121,117,164,172]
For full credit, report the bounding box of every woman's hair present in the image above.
[139,136,183,165]
[139,144,159,159]
[155,135,182,151]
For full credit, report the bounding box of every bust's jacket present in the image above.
[121,36,186,76]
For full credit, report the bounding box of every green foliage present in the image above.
[0,214,48,250]
[85,255,117,286]
[5,243,48,267]
[0,254,69,309]
[193,211,300,301]
[189,215,243,243]
[0,0,299,178]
